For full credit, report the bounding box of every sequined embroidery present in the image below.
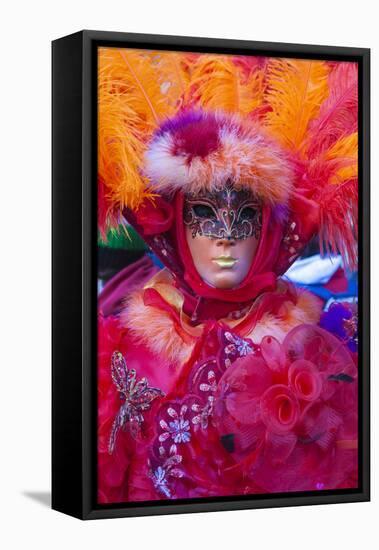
[108,351,164,454]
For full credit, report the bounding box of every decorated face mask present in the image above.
[183,182,262,241]
[183,183,262,290]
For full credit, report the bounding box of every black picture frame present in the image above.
[52,29,370,520]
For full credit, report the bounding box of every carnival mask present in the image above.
[184,183,262,290]
[183,183,262,241]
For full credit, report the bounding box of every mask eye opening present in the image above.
[239,206,258,221]
[192,203,217,220]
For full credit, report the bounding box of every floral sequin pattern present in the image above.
[149,402,195,498]
[149,327,257,498]
[108,351,164,454]
[223,331,255,367]
[191,397,214,430]
[224,331,253,356]
[158,404,192,448]
[149,446,184,499]
[282,220,302,263]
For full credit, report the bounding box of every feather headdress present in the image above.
[98,49,358,269]
[143,109,294,204]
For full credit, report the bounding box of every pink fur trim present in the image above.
[120,281,322,365]
[120,289,195,367]
[144,110,294,204]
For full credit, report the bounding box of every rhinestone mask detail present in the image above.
[183,182,262,241]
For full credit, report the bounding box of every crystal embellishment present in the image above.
[108,351,164,454]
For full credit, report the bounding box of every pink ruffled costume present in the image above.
[97,109,358,503]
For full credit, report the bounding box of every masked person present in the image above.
[97,109,358,504]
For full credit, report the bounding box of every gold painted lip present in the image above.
[212,256,238,268]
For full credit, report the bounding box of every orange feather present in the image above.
[185,54,265,115]
[324,132,358,184]
[98,48,192,233]
[264,59,330,152]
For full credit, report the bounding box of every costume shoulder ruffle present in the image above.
[248,285,322,343]
[119,273,323,365]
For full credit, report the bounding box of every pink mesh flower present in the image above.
[212,324,358,492]
[288,359,323,403]
[260,385,300,434]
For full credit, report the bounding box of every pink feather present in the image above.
[298,154,358,270]
[231,55,268,81]
[306,63,358,157]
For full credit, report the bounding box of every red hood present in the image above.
[123,189,319,322]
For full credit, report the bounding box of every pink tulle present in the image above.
[213,325,357,493]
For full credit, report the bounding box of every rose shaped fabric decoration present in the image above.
[213,324,358,492]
